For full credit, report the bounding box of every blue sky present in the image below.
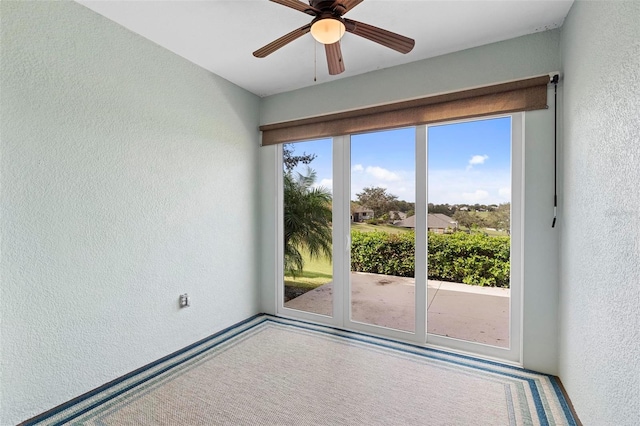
[428,117,511,204]
[287,116,511,205]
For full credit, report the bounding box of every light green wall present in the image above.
[260,30,560,124]
[0,2,261,424]
[259,30,562,375]
[559,1,640,424]
[10,1,637,422]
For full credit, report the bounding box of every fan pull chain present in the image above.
[314,41,317,82]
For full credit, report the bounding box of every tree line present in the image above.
[428,203,506,214]
[352,187,510,232]
[453,204,510,233]
[352,187,415,220]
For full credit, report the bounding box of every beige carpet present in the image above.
[34,316,575,425]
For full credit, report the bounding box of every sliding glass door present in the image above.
[426,117,512,348]
[424,115,522,362]
[279,139,334,319]
[347,128,418,334]
[277,115,522,362]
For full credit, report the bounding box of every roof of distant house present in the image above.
[428,214,457,229]
[394,214,458,229]
[395,215,416,228]
[353,207,374,213]
[432,213,458,225]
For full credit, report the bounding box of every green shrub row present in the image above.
[350,230,511,287]
[427,232,510,287]
[351,231,416,278]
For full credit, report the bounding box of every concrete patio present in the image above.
[285,272,510,348]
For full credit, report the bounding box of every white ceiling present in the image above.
[77,0,573,97]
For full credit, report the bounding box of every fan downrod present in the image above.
[310,1,341,11]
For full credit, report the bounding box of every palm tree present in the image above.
[283,167,332,276]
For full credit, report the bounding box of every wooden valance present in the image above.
[260,75,550,145]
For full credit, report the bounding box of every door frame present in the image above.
[424,113,523,364]
[275,113,524,364]
[275,140,342,328]
[339,129,426,344]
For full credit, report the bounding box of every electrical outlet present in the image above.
[179,293,190,308]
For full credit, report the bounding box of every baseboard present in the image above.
[19,313,267,425]
[555,377,583,426]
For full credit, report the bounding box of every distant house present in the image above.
[394,215,416,228]
[429,213,459,233]
[351,208,374,223]
[394,213,458,233]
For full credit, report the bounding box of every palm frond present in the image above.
[283,167,333,275]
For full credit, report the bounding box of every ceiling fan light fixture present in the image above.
[310,17,346,44]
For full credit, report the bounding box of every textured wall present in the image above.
[559,1,640,424]
[0,2,260,424]
[260,30,561,125]
[259,31,561,374]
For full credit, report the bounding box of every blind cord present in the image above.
[551,74,559,228]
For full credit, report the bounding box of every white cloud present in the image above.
[428,168,510,204]
[498,187,511,199]
[466,154,489,171]
[365,166,401,182]
[348,158,510,205]
[461,189,490,202]
[314,178,333,190]
[350,166,511,205]
[319,178,333,188]
[469,155,489,165]
[351,168,416,202]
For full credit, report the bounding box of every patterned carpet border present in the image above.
[25,314,577,425]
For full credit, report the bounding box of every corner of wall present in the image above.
[557,0,640,423]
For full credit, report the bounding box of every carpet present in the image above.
[29,315,576,425]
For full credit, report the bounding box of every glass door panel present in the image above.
[282,140,334,317]
[426,117,512,348]
[349,128,416,332]
[277,117,521,361]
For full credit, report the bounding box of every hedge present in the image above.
[350,230,510,287]
[351,231,415,278]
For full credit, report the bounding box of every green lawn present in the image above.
[285,223,408,290]
[482,228,509,237]
[284,249,332,289]
[350,222,410,234]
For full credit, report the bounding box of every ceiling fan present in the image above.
[253,0,415,75]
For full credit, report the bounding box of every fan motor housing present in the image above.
[311,1,344,13]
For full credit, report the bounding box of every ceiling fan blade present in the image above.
[253,24,312,58]
[331,0,363,14]
[344,18,415,54]
[325,41,345,75]
[270,0,319,16]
